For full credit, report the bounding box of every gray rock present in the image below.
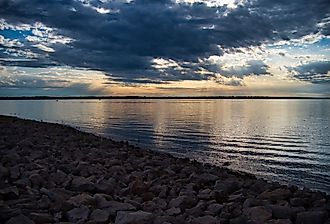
[192,215,217,224]
[207,203,223,215]
[71,176,94,192]
[29,173,43,187]
[267,205,294,219]
[266,219,292,224]
[102,200,136,216]
[90,209,110,224]
[215,179,242,195]
[30,213,54,223]
[166,207,181,216]
[0,186,19,199]
[5,214,35,224]
[258,188,291,201]
[66,206,90,223]
[67,193,95,207]
[115,210,153,224]
[196,173,219,184]
[243,198,268,208]
[296,211,328,224]
[243,206,272,223]
[168,195,197,210]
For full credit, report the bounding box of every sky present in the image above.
[0,0,330,96]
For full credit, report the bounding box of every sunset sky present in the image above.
[0,0,330,96]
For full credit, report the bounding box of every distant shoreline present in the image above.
[1,96,330,100]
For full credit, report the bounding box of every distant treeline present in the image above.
[0,96,329,100]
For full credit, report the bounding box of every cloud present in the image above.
[0,0,329,85]
[291,61,330,84]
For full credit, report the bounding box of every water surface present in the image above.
[0,99,329,193]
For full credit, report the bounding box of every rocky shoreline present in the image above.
[0,115,329,224]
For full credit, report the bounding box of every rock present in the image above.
[102,200,136,216]
[152,198,167,210]
[168,195,197,210]
[0,164,9,180]
[296,211,328,224]
[207,203,223,215]
[71,176,94,192]
[267,205,294,219]
[192,215,217,224]
[166,207,181,216]
[243,206,272,223]
[5,214,35,224]
[258,188,291,201]
[266,219,292,224]
[90,209,110,224]
[29,173,43,187]
[198,189,214,200]
[9,166,20,180]
[243,198,268,208]
[53,170,68,185]
[289,197,309,207]
[115,210,153,224]
[66,206,90,223]
[30,213,54,223]
[196,173,219,184]
[38,195,51,209]
[0,186,19,199]
[186,202,206,217]
[214,179,241,195]
[67,193,95,207]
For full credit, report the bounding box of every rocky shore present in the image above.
[0,115,329,224]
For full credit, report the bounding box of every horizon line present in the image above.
[1,96,330,100]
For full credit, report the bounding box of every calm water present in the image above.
[0,99,329,193]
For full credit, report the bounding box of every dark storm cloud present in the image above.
[0,0,329,84]
[292,61,330,84]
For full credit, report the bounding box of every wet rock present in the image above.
[5,214,35,224]
[90,209,110,224]
[258,188,291,201]
[71,176,94,192]
[115,210,153,224]
[30,213,54,223]
[296,211,328,224]
[243,206,272,223]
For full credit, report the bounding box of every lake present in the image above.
[0,99,329,193]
